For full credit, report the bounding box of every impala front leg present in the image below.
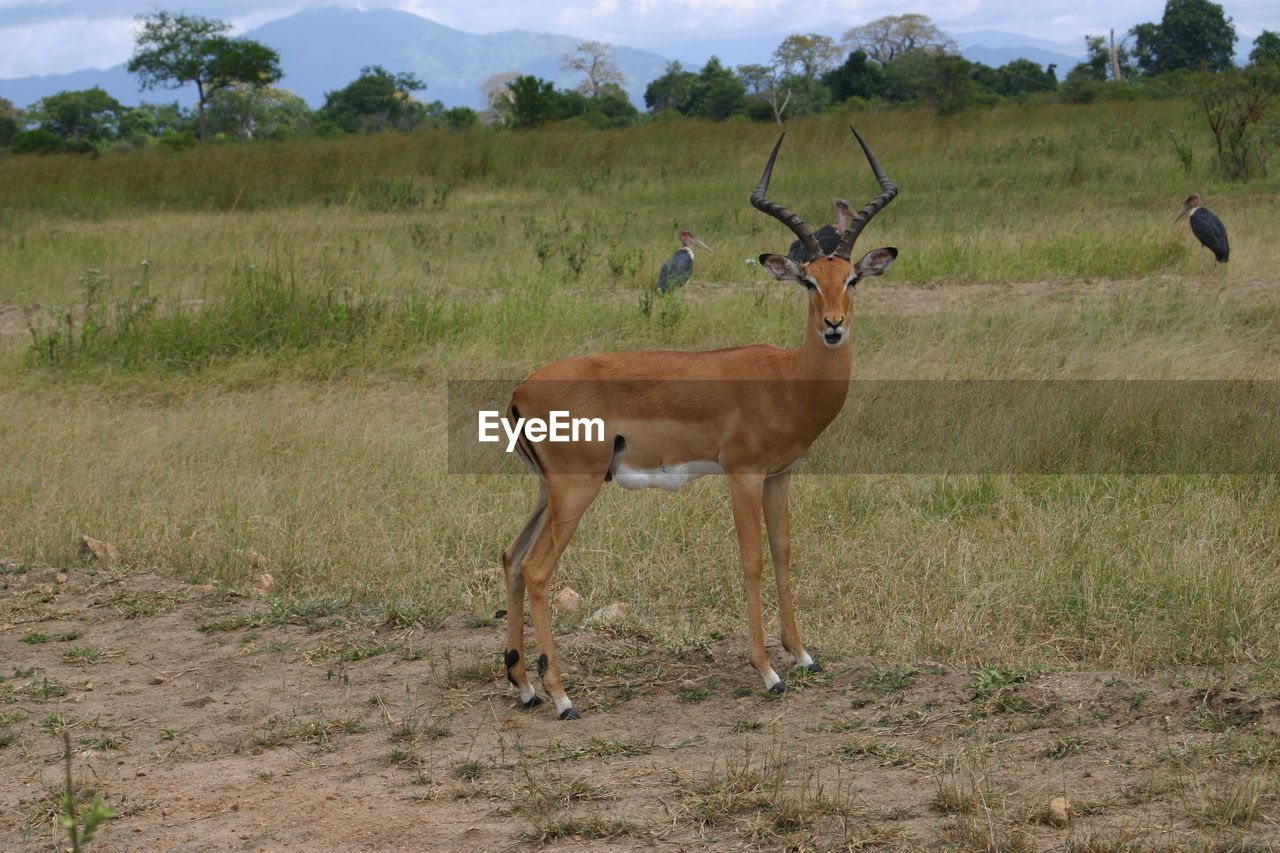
[728,472,784,693]
[764,471,822,674]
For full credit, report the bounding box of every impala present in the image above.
[501,128,898,719]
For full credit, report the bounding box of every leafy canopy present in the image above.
[1131,0,1236,74]
[127,11,282,141]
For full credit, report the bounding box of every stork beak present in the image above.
[1173,203,1190,224]
[691,237,711,251]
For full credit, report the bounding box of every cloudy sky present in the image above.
[1,0,1275,78]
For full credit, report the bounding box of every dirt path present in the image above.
[3,559,1279,851]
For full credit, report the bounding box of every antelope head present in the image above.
[752,128,898,348]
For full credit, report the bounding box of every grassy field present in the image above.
[2,98,1279,675]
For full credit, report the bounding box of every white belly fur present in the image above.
[613,460,725,491]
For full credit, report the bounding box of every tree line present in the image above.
[1,1,1277,170]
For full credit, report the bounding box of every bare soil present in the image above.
[3,558,1280,851]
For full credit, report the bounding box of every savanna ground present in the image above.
[2,101,1280,850]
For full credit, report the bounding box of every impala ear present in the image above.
[758,253,806,282]
[854,247,897,280]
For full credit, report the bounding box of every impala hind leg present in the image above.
[763,471,821,675]
[728,473,786,693]
[520,474,603,719]
[503,483,548,708]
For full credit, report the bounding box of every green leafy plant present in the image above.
[58,732,116,851]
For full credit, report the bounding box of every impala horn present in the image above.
[833,126,897,260]
[750,134,822,262]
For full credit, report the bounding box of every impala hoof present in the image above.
[807,662,825,674]
[559,708,582,720]
[522,695,543,709]
[769,682,787,694]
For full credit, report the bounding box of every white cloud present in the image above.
[0,16,135,77]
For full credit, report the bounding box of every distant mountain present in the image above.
[0,7,671,112]
[244,7,670,110]
[957,30,1087,80]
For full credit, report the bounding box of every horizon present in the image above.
[1,0,1275,81]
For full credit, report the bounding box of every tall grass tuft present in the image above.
[25,263,455,371]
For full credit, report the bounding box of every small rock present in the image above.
[678,679,700,691]
[78,535,120,566]
[251,572,275,596]
[552,587,583,613]
[1047,796,1071,827]
[162,808,172,816]
[149,675,166,685]
[588,601,628,624]
[55,573,68,584]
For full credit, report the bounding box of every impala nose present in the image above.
[822,317,846,346]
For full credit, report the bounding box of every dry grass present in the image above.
[2,100,1280,679]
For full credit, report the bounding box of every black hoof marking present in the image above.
[559,708,582,720]
[537,653,549,678]
[522,695,544,709]
[769,682,787,694]
[807,662,825,674]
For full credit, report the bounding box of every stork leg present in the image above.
[516,473,603,719]
[728,472,785,693]
[764,471,821,674]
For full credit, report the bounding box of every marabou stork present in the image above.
[656,230,712,292]
[1174,193,1229,265]
[787,198,852,262]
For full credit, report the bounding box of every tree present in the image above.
[738,64,792,123]
[1069,35,1137,82]
[693,57,746,120]
[1195,62,1280,180]
[0,97,23,148]
[117,102,190,146]
[772,34,842,80]
[206,84,311,140]
[30,87,125,144]
[12,128,66,155]
[1251,30,1280,65]
[128,11,282,143]
[843,14,957,64]
[507,75,558,128]
[644,61,699,113]
[918,55,977,115]
[644,58,743,119]
[558,41,625,97]
[994,59,1059,97]
[481,71,522,124]
[423,101,479,131]
[1131,0,1236,74]
[320,66,426,133]
[822,50,886,102]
